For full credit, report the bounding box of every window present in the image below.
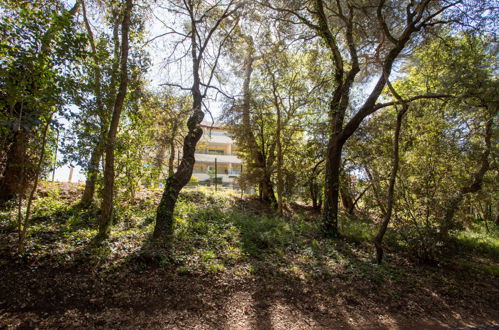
[207,149,224,155]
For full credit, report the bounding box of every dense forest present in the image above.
[0,0,498,328]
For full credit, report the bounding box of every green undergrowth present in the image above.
[1,185,498,282]
[454,222,499,261]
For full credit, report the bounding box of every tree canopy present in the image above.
[0,0,498,327]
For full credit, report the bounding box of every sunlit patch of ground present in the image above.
[0,183,498,329]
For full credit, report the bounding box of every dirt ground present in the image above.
[1,248,498,329]
[1,183,498,329]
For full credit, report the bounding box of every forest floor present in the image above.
[0,182,498,329]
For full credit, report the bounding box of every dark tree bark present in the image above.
[0,132,28,207]
[318,0,448,237]
[274,79,284,214]
[440,117,493,239]
[260,174,277,205]
[275,0,456,237]
[310,182,318,209]
[154,0,238,245]
[239,42,276,205]
[309,159,324,210]
[374,100,408,264]
[153,111,203,244]
[80,144,104,208]
[97,0,132,240]
[79,0,107,208]
[154,48,203,243]
[349,184,370,215]
[80,1,121,208]
[340,179,355,215]
[168,121,178,177]
[0,2,80,207]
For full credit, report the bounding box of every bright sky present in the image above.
[55,0,394,183]
[55,1,231,183]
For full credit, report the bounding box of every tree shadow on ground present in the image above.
[1,195,498,329]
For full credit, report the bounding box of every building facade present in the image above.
[192,122,242,187]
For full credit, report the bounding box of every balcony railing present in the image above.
[196,150,226,155]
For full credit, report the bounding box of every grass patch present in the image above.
[454,223,499,262]
[2,185,498,282]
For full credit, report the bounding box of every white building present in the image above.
[192,122,242,187]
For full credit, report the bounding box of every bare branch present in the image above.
[377,0,398,43]
[373,94,450,111]
[160,83,192,91]
[200,82,234,100]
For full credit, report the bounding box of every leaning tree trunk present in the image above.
[315,0,420,237]
[167,122,178,177]
[374,104,407,264]
[153,109,203,244]
[153,10,208,246]
[440,118,493,239]
[97,0,132,240]
[365,167,387,215]
[18,117,51,253]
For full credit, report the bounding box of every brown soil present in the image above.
[1,241,498,329]
[1,184,498,329]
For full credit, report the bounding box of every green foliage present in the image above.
[226,38,329,201]
[2,184,498,288]
[455,222,499,262]
[0,0,87,196]
[346,34,497,262]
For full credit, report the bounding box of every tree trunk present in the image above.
[97,0,132,240]
[80,144,104,208]
[309,159,324,210]
[273,76,284,214]
[154,143,167,177]
[310,181,318,209]
[240,42,276,205]
[168,121,178,177]
[0,132,28,207]
[318,190,323,210]
[18,117,51,253]
[1,3,82,209]
[440,118,493,239]
[154,107,203,245]
[374,105,406,264]
[365,167,387,215]
[153,6,210,246]
[79,0,109,208]
[261,173,277,205]
[168,143,175,177]
[322,137,344,237]
[340,185,355,215]
[349,184,370,215]
[313,0,419,237]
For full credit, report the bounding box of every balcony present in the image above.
[194,153,241,164]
